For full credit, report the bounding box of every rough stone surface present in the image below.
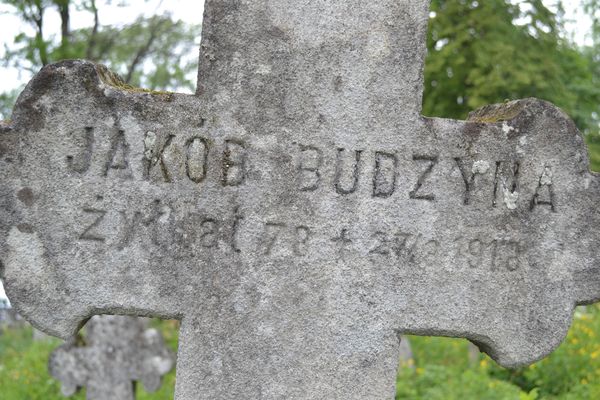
[0,0,599,399]
[49,315,174,400]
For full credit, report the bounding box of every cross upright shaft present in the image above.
[0,1,599,399]
[198,0,429,130]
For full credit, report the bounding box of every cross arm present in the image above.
[396,99,600,367]
[0,61,206,338]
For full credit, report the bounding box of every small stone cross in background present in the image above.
[49,316,174,400]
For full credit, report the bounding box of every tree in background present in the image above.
[0,0,200,119]
[425,0,600,137]
[1,0,599,136]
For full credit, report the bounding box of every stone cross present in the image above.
[0,1,599,398]
[49,315,174,400]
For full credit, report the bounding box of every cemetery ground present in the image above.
[0,305,597,399]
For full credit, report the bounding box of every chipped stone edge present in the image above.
[0,120,12,133]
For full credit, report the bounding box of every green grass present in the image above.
[0,321,179,400]
[1,306,598,399]
[585,134,600,172]
[397,305,600,400]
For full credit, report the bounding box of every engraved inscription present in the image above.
[530,166,556,212]
[262,222,286,255]
[410,155,438,201]
[104,130,132,180]
[74,203,528,273]
[293,226,311,256]
[454,237,523,272]
[493,161,520,209]
[79,208,106,242]
[118,200,167,250]
[199,219,218,248]
[455,158,489,205]
[369,229,439,265]
[334,149,362,195]
[261,222,312,256]
[155,135,176,182]
[369,231,390,256]
[297,145,323,191]
[186,137,209,184]
[64,126,560,213]
[331,228,353,257]
[373,152,397,198]
[179,213,222,251]
[222,140,247,187]
[66,127,95,174]
[231,207,243,253]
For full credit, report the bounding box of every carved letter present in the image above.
[186,137,209,183]
[67,127,94,174]
[373,152,397,198]
[369,231,391,255]
[493,161,520,209]
[144,133,178,182]
[199,218,218,248]
[410,155,438,201]
[118,200,165,250]
[104,130,132,179]
[79,208,106,242]
[530,166,556,212]
[262,222,286,255]
[222,140,247,187]
[231,207,243,253]
[454,158,490,205]
[298,145,323,191]
[293,226,311,256]
[334,148,362,195]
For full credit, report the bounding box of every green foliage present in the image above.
[0,88,20,120]
[85,15,199,91]
[397,305,600,399]
[1,0,200,93]
[586,134,600,171]
[425,0,600,136]
[487,305,600,399]
[0,326,79,399]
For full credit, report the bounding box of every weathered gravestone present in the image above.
[0,0,599,398]
[49,315,174,400]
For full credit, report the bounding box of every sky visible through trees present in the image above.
[0,0,591,96]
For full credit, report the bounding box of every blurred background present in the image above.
[0,0,599,399]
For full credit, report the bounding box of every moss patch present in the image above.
[95,64,175,101]
[467,100,525,124]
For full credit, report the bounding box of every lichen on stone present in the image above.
[94,63,175,100]
[468,100,527,124]
[0,120,12,133]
